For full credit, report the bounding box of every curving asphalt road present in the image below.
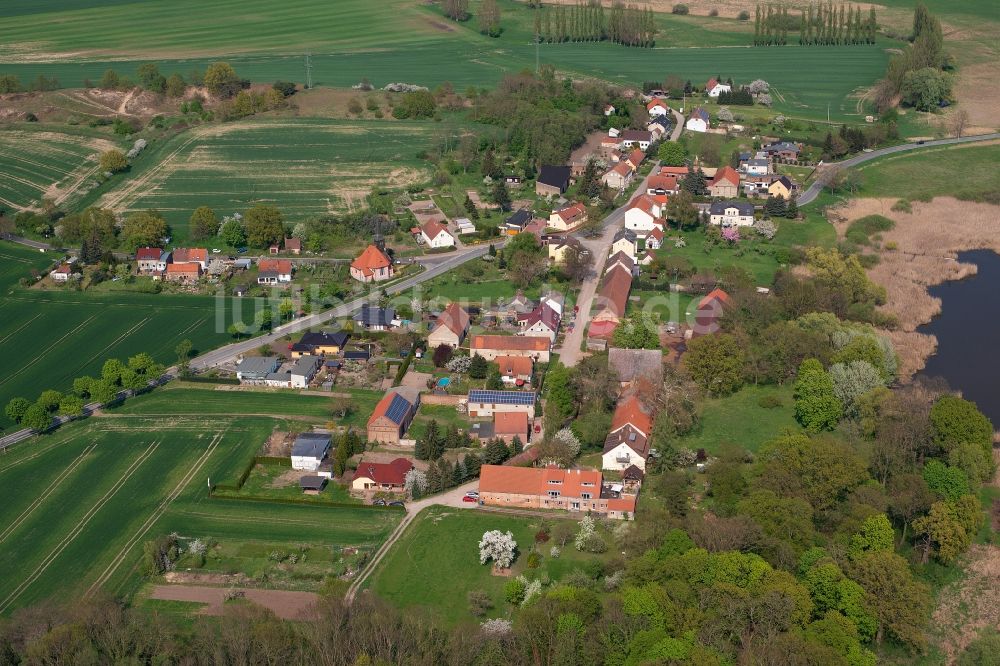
[192,243,496,369]
[798,133,1000,205]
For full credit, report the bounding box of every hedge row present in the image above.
[209,492,404,511]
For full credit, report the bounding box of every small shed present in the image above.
[300,476,328,494]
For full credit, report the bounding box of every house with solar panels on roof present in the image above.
[466,389,537,419]
[367,387,421,444]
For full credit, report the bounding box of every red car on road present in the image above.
[462,495,478,503]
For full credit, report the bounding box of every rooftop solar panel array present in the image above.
[468,390,536,405]
[384,394,411,424]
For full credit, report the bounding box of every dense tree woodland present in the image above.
[472,69,615,168]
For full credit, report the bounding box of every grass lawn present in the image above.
[854,143,1000,203]
[675,384,800,454]
[224,462,360,504]
[0,240,53,289]
[366,506,598,625]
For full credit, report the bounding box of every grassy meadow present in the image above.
[87,118,460,241]
[0,127,119,211]
[853,143,1000,203]
[0,410,401,614]
[673,384,800,455]
[366,506,598,626]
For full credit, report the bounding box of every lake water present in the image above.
[916,249,1000,426]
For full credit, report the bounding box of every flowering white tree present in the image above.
[717,107,734,123]
[479,530,517,569]
[749,79,770,94]
[549,545,561,558]
[187,538,207,556]
[553,428,582,458]
[754,219,777,240]
[574,516,596,551]
[481,618,513,635]
[604,570,624,591]
[757,93,773,107]
[446,355,472,373]
[521,578,542,607]
[404,469,427,497]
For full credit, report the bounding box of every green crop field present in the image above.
[0,412,401,614]
[0,242,296,429]
[0,241,52,289]
[0,0,893,123]
[89,118,456,240]
[0,128,118,212]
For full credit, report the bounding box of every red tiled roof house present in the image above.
[427,302,471,348]
[351,457,414,493]
[350,244,394,283]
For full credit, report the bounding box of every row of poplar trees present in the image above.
[754,3,878,46]
[534,1,657,47]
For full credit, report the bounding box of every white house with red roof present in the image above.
[705,78,731,98]
[50,262,75,282]
[602,395,653,471]
[135,247,169,274]
[427,302,471,348]
[646,98,669,117]
[645,227,665,250]
[623,194,664,237]
[517,300,561,342]
[350,244,394,283]
[257,259,293,284]
[420,220,455,248]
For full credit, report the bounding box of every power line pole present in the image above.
[305,53,313,90]
[535,29,540,74]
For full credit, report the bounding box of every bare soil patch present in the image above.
[829,197,1000,378]
[149,584,319,620]
[950,61,1000,134]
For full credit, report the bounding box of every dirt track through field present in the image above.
[0,442,97,544]
[0,440,159,612]
[149,585,319,620]
[87,432,224,597]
